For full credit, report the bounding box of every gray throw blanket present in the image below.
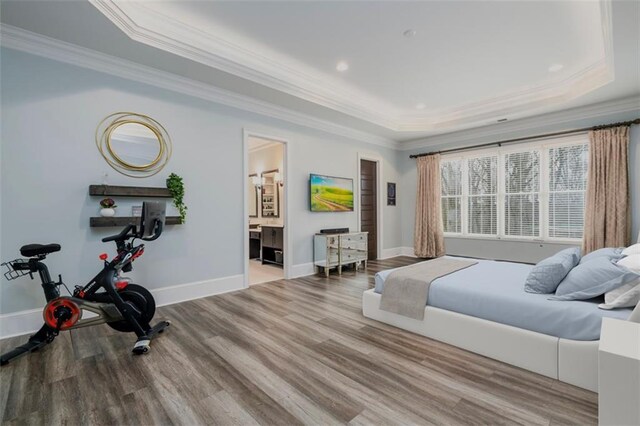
[380,258,478,320]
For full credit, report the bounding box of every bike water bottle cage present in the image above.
[131,245,145,260]
[107,244,144,274]
[116,252,134,271]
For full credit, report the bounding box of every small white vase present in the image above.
[100,208,116,217]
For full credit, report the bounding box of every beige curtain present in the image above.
[414,154,445,258]
[582,126,630,253]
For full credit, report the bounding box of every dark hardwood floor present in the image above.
[0,257,597,425]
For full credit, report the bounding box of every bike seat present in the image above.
[20,243,61,257]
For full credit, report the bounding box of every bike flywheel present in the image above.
[106,284,156,333]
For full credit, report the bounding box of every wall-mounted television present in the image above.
[310,174,354,212]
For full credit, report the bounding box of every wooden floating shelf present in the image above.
[89,185,172,198]
[90,216,182,227]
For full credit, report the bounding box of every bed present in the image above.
[363,257,635,392]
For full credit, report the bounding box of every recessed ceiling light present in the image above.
[336,61,349,72]
[416,103,426,110]
[403,29,417,38]
[548,63,564,72]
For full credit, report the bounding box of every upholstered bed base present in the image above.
[362,289,599,392]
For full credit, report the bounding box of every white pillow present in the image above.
[599,278,640,310]
[617,254,640,274]
[622,243,640,257]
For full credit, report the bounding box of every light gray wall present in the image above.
[0,48,402,314]
[400,111,640,263]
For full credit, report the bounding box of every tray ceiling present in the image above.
[90,0,615,132]
[1,0,637,142]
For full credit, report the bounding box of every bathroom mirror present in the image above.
[261,169,280,218]
[248,173,258,218]
[96,112,172,178]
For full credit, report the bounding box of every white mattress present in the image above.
[374,257,632,341]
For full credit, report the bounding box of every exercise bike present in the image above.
[0,201,170,366]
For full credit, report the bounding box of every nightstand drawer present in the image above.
[341,242,366,251]
[343,253,357,262]
[341,234,366,243]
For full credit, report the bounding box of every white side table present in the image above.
[598,318,640,426]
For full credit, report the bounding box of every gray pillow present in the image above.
[551,257,640,301]
[524,247,581,294]
[579,247,624,264]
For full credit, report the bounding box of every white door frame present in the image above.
[243,130,291,288]
[356,152,383,260]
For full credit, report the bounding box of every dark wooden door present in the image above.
[360,159,377,260]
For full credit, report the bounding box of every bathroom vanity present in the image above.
[261,225,284,266]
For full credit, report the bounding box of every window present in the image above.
[548,144,588,239]
[504,151,540,237]
[441,160,462,233]
[439,136,588,242]
[467,156,497,235]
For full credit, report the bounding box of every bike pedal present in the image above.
[132,339,150,355]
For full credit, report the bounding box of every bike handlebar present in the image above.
[101,224,137,243]
[141,222,163,242]
[101,218,164,244]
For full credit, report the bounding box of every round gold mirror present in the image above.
[96,112,172,178]
[108,122,163,169]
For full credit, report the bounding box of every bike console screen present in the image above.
[139,201,166,241]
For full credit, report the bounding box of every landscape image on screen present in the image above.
[310,174,354,212]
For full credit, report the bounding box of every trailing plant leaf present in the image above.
[166,173,187,223]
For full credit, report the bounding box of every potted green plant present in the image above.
[99,198,117,217]
[166,173,187,223]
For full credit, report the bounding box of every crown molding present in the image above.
[399,95,640,151]
[90,0,615,134]
[395,58,613,132]
[89,0,400,130]
[0,24,398,150]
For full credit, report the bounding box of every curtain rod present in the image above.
[409,118,640,159]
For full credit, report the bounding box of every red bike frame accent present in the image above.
[43,298,81,330]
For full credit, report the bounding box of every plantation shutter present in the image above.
[467,155,497,235]
[548,144,589,239]
[504,150,540,237]
[440,159,462,233]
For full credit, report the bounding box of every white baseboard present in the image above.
[380,247,401,259]
[380,247,416,259]
[290,262,315,278]
[0,274,245,340]
[0,308,44,340]
[151,274,244,306]
[400,246,416,257]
